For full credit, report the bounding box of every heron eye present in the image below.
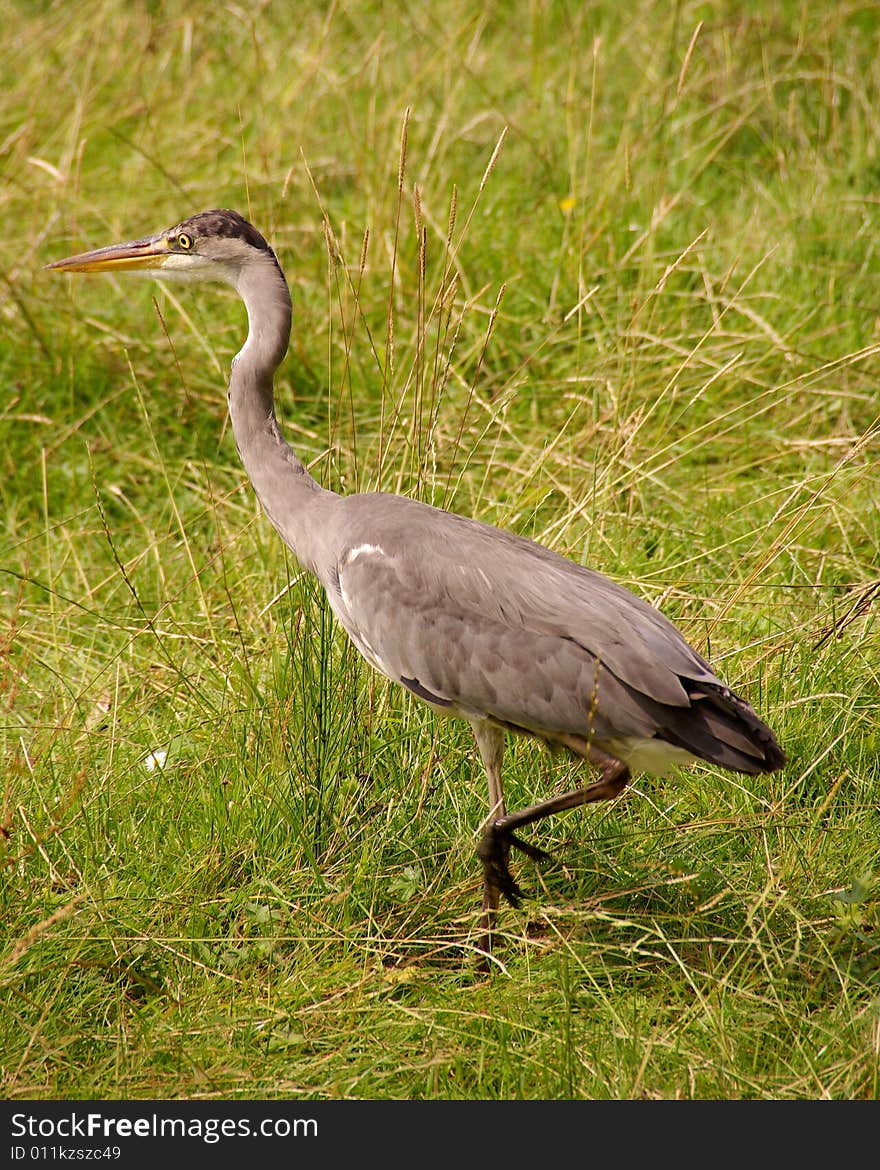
[177,233,193,250]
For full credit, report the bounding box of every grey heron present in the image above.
[48,209,786,963]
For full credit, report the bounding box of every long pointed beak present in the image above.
[46,233,171,273]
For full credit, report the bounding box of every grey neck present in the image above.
[227,251,334,574]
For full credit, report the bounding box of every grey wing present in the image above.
[328,524,692,744]
[336,498,718,688]
[322,497,781,774]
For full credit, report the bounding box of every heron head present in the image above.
[46,209,279,289]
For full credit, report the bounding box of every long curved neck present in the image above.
[228,252,333,574]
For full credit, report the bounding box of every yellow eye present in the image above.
[177,233,193,250]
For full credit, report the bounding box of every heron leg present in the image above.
[469,721,512,961]
[470,728,631,966]
[480,752,631,893]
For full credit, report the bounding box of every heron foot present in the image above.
[477,824,526,908]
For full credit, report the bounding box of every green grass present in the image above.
[1,0,878,1099]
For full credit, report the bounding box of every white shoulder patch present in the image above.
[338,543,388,615]
[343,543,386,566]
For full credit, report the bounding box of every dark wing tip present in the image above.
[691,681,787,774]
[762,738,788,771]
[654,679,787,775]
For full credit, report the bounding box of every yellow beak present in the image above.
[46,234,171,273]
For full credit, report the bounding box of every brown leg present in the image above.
[477,750,631,925]
[495,752,631,839]
[470,725,631,969]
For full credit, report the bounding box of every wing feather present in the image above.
[329,493,716,702]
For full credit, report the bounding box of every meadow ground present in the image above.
[1,0,878,1099]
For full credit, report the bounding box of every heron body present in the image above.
[49,209,786,961]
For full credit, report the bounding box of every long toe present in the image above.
[508,832,553,865]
